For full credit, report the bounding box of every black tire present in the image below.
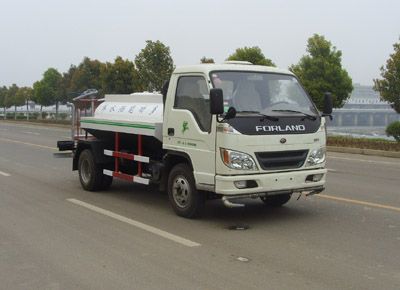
[167,163,205,218]
[260,193,291,207]
[78,149,111,191]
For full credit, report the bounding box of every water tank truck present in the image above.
[57,62,333,218]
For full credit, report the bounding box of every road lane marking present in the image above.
[0,137,57,150]
[327,168,338,172]
[328,156,399,166]
[67,198,201,248]
[23,131,41,136]
[0,170,10,177]
[318,194,400,213]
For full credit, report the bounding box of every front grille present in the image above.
[255,150,309,170]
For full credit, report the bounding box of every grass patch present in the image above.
[328,136,400,152]
[1,119,70,126]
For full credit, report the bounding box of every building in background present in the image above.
[329,84,399,127]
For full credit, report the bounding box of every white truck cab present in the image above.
[58,62,333,218]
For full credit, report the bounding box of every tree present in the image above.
[0,86,8,119]
[386,121,400,142]
[290,34,353,109]
[16,86,34,112]
[68,57,105,94]
[60,65,78,103]
[373,39,400,113]
[5,84,18,108]
[5,84,20,119]
[101,56,140,94]
[33,68,62,117]
[135,40,175,91]
[200,57,215,64]
[227,46,275,66]
[12,86,31,119]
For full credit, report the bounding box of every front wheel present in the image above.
[167,163,205,218]
[260,193,291,207]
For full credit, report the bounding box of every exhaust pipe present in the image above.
[222,196,245,208]
[305,187,324,196]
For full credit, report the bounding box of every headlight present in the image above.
[306,147,326,166]
[220,148,258,170]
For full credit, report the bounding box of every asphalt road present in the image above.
[1,121,399,290]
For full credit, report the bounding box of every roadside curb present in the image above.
[1,120,70,129]
[327,146,400,158]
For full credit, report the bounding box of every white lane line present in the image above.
[66,198,201,248]
[318,194,400,213]
[0,137,57,150]
[328,156,400,166]
[0,170,11,177]
[327,168,338,172]
[23,131,41,136]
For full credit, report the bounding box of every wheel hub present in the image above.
[80,159,91,184]
[172,176,190,208]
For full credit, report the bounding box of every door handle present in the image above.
[168,128,175,136]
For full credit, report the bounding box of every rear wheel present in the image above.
[78,149,112,191]
[168,163,205,218]
[260,193,291,207]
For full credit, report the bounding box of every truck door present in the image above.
[163,74,216,190]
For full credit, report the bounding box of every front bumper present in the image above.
[215,168,327,196]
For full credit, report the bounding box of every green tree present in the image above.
[5,84,18,108]
[0,86,8,119]
[13,86,30,119]
[200,56,215,64]
[60,65,78,102]
[135,40,175,91]
[33,81,45,110]
[227,46,275,66]
[386,121,400,142]
[5,84,20,119]
[33,68,62,117]
[102,56,140,94]
[68,57,105,94]
[16,86,34,112]
[290,34,353,109]
[373,39,400,113]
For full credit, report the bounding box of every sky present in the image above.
[0,0,399,87]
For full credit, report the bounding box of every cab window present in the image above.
[174,76,211,132]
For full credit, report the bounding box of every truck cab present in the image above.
[162,63,329,215]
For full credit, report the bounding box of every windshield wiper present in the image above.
[236,111,279,121]
[271,109,317,121]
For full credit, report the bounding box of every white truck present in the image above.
[58,61,333,218]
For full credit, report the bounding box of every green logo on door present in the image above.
[182,121,189,133]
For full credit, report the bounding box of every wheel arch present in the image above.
[73,140,111,171]
[159,150,194,192]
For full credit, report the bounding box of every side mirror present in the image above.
[322,92,333,119]
[210,88,224,115]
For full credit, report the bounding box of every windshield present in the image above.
[210,71,318,115]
